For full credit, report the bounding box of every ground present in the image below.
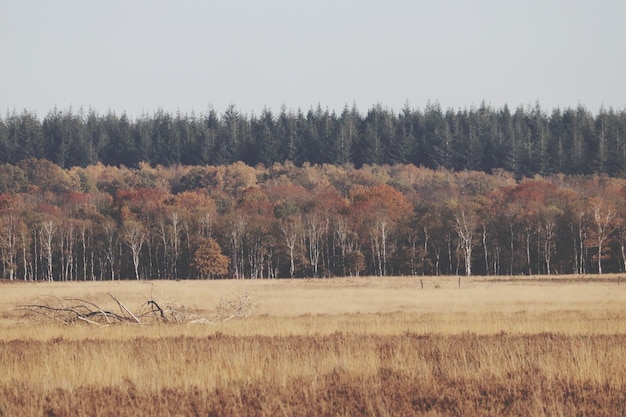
[1,275,625,416]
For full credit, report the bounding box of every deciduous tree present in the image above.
[192,237,229,278]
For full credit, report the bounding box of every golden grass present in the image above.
[2,333,626,416]
[2,275,626,338]
[2,275,626,416]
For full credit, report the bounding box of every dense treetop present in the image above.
[2,101,626,280]
[2,102,625,177]
[1,159,626,280]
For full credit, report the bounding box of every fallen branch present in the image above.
[17,290,260,326]
[66,297,114,324]
[16,294,191,326]
[108,293,142,324]
[145,300,165,319]
[77,315,102,326]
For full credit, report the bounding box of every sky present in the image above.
[1,0,625,118]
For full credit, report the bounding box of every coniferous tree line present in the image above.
[2,102,626,177]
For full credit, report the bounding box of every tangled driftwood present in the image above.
[17,291,259,326]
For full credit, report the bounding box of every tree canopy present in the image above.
[1,160,626,280]
[2,102,625,177]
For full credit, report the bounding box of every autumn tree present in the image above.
[350,184,412,276]
[236,186,275,278]
[18,158,77,193]
[173,190,217,278]
[116,187,171,279]
[306,187,347,277]
[192,237,229,278]
[267,183,309,277]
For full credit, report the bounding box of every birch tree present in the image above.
[280,215,302,278]
[448,198,479,277]
[123,220,146,280]
[588,197,617,274]
[40,220,56,281]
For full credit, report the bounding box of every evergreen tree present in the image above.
[85,109,103,166]
[475,101,506,173]
[197,107,220,165]
[178,111,199,165]
[42,109,68,168]
[398,103,423,167]
[354,104,386,167]
[510,106,534,177]
[594,107,623,175]
[562,106,594,175]
[1,102,625,179]
[317,107,344,165]
[150,110,179,165]
[379,106,407,164]
[254,107,279,166]
[297,108,324,165]
[548,108,566,173]
[214,104,241,165]
[66,109,91,167]
[527,103,551,175]
[337,104,359,165]
[605,108,626,175]
[102,112,137,167]
[275,106,299,163]
[429,107,454,169]
[133,115,153,165]
[0,116,10,164]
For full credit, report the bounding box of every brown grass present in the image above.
[1,275,626,416]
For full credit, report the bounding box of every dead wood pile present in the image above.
[16,291,259,327]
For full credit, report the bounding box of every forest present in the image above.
[2,102,626,177]
[1,157,626,280]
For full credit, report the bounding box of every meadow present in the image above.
[1,275,626,416]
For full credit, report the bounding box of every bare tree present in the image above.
[123,220,146,280]
[0,212,18,280]
[228,214,247,279]
[41,220,57,281]
[450,201,478,277]
[304,213,327,277]
[589,198,617,274]
[281,215,302,278]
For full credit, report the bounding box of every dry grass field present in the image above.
[1,275,626,416]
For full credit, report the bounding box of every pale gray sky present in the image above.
[1,0,624,118]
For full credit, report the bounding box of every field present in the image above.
[2,275,626,416]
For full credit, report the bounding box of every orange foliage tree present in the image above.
[349,184,412,276]
[191,237,229,278]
